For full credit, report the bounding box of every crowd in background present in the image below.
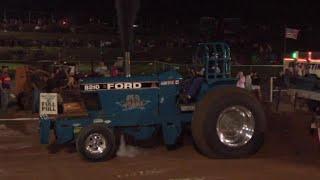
[0,12,282,115]
[0,35,278,65]
[0,16,110,33]
[0,38,118,48]
[0,13,282,65]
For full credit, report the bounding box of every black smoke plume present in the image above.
[115,0,140,53]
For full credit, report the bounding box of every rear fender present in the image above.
[197,80,236,101]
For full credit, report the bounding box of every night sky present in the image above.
[1,0,320,25]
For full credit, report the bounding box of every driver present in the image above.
[181,66,205,104]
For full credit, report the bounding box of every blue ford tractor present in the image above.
[40,42,266,161]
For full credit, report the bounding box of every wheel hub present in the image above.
[85,133,107,154]
[216,106,255,147]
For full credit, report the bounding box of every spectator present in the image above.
[252,72,260,87]
[66,66,76,89]
[31,71,48,113]
[251,72,262,99]
[294,64,303,77]
[0,66,11,112]
[46,72,57,92]
[282,69,291,88]
[111,64,120,77]
[67,75,76,89]
[306,65,312,76]
[236,71,245,88]
[113,57,124,76]
[288,62,294,75]
[245,73,253,90]
[31,72,41,113]
[53,67,68,88]
[94,61,109,77]
[51,88,64,114]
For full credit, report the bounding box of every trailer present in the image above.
[271,51,320,142]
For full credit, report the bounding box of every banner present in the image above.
[285,28,300,40]
[40,93,58,115]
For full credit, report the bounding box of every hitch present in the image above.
[39,115,52,144]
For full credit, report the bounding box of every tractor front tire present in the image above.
[192,87,266,158]
[76,124,117,162]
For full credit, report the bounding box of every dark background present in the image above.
[1,0,319,25]
[1,0,320,52]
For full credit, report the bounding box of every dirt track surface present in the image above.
[1,109,320,180]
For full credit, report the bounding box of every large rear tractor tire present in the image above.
[76,124,117,162]
[192,87,266,158]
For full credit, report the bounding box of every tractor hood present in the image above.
[79,70,183,91]
[80,75,158,84]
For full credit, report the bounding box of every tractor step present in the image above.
[179,104,195,112]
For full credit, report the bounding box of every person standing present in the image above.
[0,66,11,112]
[236,71,246,89]
[252,72,262,100]
[94,61,109,77]
[245,73,253,90]
[111,64,119,77]
[31,71,41,114]
[31,71,48,114]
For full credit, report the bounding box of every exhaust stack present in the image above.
[115,0,140,77]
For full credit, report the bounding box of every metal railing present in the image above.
[1,59,284,77]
